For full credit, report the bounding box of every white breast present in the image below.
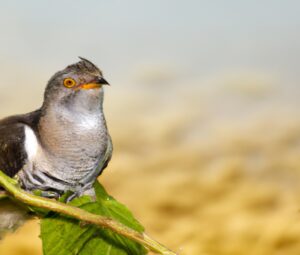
[76,113,100,130]
[24,125,39,160]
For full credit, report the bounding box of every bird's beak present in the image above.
[96,77,110,86]
[79,77,110,90]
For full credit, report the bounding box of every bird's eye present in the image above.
[63,78,76,88]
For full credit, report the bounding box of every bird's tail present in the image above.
[0,199,30,239]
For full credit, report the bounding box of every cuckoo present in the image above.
[0,58,112,234]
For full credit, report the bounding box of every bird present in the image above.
[0,57,112,236]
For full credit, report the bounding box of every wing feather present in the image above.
[0,122,26,177]
[0,110,41,177]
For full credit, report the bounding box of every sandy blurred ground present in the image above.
[1,71,300,255]
[0,1,299,254]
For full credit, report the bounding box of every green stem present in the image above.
[0,171,177,255]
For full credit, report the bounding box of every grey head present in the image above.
[42,57,109,112]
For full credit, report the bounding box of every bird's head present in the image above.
[42,57,109,111]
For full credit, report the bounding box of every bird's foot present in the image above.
[65,184,96,203]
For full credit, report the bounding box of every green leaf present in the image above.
[93,181,144,233]
[40,181,147,255]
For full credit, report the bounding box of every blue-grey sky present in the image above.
[0,0,299,124]
[0,1,299,82]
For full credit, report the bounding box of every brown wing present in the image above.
[0,110,41,177]
[0,122,27,177]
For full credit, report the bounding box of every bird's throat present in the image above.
[38,104,105,154]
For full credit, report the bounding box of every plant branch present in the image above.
[0,171,177,255]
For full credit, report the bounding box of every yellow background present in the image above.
[0,1,300,254]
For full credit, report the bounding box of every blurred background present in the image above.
[0,1,300,254]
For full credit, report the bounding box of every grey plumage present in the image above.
[0,58,112,235]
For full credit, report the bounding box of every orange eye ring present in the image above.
[63,78,76,88]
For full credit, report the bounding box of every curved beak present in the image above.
[96,77,110,86]
[78,77,110,90]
